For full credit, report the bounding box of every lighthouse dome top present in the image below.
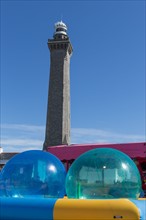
[54,20,67,36]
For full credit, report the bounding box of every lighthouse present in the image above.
[43,21,73,150]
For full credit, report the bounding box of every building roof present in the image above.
[0,153,18,161]
[47,142,146,161]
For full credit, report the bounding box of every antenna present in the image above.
[61,14,63,22]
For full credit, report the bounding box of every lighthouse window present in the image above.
[56,28,66,32]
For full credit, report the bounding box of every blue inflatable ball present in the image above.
[66,148,142,199]
[0,150,66,198]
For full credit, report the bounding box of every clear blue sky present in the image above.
[1,0,145,152]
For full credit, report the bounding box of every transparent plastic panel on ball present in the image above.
[66,148,142,199]
[0,150,66,198]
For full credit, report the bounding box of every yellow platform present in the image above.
[54,199,140,220]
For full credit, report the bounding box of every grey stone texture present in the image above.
[43,38,73,150]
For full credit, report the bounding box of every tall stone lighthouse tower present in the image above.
[43,21,73,150]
